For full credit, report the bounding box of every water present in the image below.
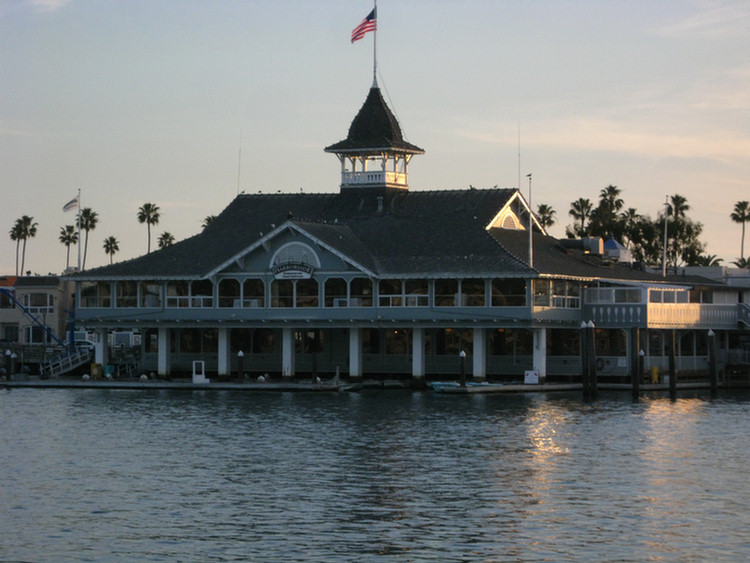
[2,388,750,562]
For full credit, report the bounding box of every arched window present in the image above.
[242,279,265,307]
[325,278,347,307]
[218,279,240,308]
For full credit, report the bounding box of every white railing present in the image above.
[342,170,408,186]
[647,303,738,329]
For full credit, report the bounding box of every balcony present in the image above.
[341,170,407,187]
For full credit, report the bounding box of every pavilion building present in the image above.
[69,82,750,381]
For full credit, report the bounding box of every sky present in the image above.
[2,0,749,276]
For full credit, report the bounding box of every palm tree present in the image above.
[568,198,592,236]
[137,202,160,254]
[695,254,723,267]
[158,231,175,248]
[536,204,556,230]
[668,194,690,219]
[103,236,120,264]
[9,221,23,276]
[80,207,99,270]
[202,215,217,229]
[620,208,641,248]
[732,257,750,269]
[59,225,78,269]
[599,185,624,215]
[14,215,38,275]
[731,200,750,259]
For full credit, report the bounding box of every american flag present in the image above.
[351,8,376,43]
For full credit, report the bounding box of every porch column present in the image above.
[95,327,108,367]
[412,327,425,379]
[349,327,362,378]
[281,327,295,378]
[473,327,487,380]
[533,327,547,383]
[157,327,170,377]
[217,327,230,377]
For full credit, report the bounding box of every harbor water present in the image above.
[2,387,749,562]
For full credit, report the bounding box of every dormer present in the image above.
[325,86,424,191]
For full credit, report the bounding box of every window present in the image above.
[140,282,162,308]
[115,281,137,308]
[350,278,373,307]
[166,281,190,308]
[80,282,111,308]
[271,280,293,307]
[551,280,580,308]
[435,279,458,307]
[461,279,485,307]
[22,292,54,313]
[296,279,318,308]
[404,280,428,307]
[533,280,550,307]
[379,279,402,307]
[190,280,213,308]
[491,278,526,306]
[218,279,240,308]
[243,279,265,307]
[325,278,347,307]
[385,329,410,354]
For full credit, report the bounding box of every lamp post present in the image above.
[662,195,669,277]
[237,350,244,382]
[459,350,467,388]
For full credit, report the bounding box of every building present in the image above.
[68,83,750,381]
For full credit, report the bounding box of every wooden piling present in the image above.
[668,329,677,399]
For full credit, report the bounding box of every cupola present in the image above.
[325,86,424,191]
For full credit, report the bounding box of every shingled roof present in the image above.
[324,87,424,155]
[74,188,531,280]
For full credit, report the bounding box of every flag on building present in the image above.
[351,8,376,43]
[63,196,79,212]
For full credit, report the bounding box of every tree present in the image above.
[732,257,750,269]
[59,224,78,269]
[620,208,641,248]
[731,200,750,260]
[589,185,625,239]
[202,215,217,229]
[567,198,592,237]
[695,254,723,267]
[661,195,705,267]
[137,202,160,254]
[80,207,99,270]
[158,231,175,248]
[12,215,37,275]
[536,204,556,230]
[9,221,23,276]
[103,236,120,264]
[668,194,690,219]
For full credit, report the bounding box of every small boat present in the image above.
[430,381,496,392]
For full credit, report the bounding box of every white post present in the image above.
[282,327,295,378]
[95,327,108,367]
[157,327,170,377]
[473,327,486,380]
[412,327,425,378]
[349,327,363,378]
[217,327,230,377]
[533,327,547,383]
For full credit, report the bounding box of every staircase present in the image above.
[41,348,93,378]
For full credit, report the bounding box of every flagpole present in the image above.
[77,188,82,272]
[372,0,378,87]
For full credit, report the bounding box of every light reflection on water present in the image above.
[2,389,750,562]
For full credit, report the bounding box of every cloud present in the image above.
[29,0,71,13]
[657,1,750,38]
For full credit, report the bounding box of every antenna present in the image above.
[527,173,533,269]
[236,130,243,195]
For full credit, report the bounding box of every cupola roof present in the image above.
[325,87,424,155]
